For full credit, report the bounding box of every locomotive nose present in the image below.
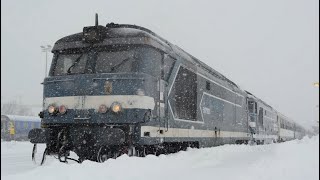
[42,74,155,125]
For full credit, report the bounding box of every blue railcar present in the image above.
[1,115,41,141]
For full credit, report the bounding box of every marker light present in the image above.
[48,105,57,114]
[98,104,108,113]
[111,102,122,113]
[59,105,67,114]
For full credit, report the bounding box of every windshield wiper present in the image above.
[109,57,131,73]
[67,54,84,74]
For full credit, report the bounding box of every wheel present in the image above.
[97,146,108,163]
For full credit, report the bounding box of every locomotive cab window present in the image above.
[51,46,162,77]
[53,53,89,76]
[95,46,161,77]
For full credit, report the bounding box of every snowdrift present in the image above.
[2,135,318,180]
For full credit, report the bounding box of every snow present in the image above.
[1,136,319,180]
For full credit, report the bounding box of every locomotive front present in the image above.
[28,18,164,163]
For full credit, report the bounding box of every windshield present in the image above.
[95,47,161,76]
[95,50,137,73]
[51,46,161,76]
[53,54,88,76]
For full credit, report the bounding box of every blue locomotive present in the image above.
[28,14,308,164]
[1,115,41,141]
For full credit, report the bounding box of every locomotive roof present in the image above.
[54,23,172,50]
[53,23,240,89]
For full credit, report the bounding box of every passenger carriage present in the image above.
[1,115,41,141]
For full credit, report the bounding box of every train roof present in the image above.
[275,112,295,122]
[1,115,41,122]
[52,23,240,90]
[244,91,304,128]
[245,91,274,110]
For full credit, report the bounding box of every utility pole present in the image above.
[314,82,319,125]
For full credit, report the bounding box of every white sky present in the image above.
[1,0,319,129]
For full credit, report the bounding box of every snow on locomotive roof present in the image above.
[114,25,241,90]
[2,115,41,122]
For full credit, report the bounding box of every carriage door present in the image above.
[258,107,264,134]
[247,99,257,134]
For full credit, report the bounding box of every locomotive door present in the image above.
[158,55,170,132]
[158,54,174,133]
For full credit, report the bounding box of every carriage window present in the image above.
[254,102,257,113]
[248,101,254,113]
[206,81,211,90]
[24,122,28,129]
[259,108,264,125]
[53,54,88,76]
[9,122,14,128]
[174,66,197,120]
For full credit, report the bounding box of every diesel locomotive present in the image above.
[28,14,308,165]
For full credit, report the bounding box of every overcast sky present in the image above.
[1,0,319,129]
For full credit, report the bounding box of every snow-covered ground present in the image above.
[2,136,319,180]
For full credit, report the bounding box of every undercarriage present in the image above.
[29,124,199,165]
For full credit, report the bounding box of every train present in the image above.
[1,115,41,141]
[28,14,309,165]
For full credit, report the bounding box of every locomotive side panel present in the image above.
[140,54,251,147]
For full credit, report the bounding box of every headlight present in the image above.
[48,105,57,114]
[59,105,67,114]
[98,104,108,113]
[111,102,122,113]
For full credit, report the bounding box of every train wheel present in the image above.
[137,147,147,157]
[97,147,108,163]
[128,146,136,156]
[248,139,256,146]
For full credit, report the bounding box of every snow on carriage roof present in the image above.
[1,115,41,122]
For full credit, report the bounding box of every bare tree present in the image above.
[1,100,33,116]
